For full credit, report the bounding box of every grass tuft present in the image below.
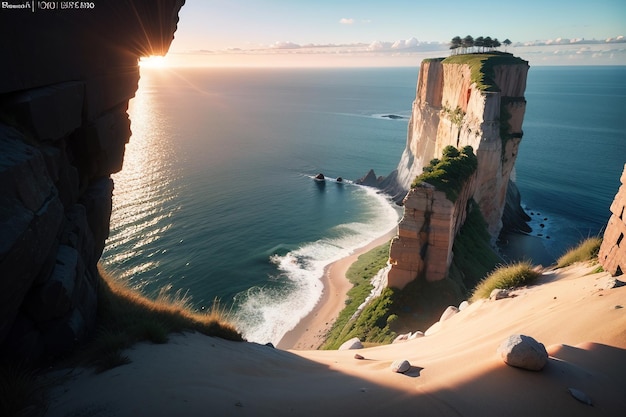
[470,261,540,302]
[556,237,602,268]
[0,362,46,417]
[74,267,243,372]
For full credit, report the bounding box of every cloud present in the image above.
[270,41,301,49]
[392,37,419,49]
[368,40,392,50]
[339,18,354,25]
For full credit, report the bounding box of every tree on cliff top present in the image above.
[450,36,462,54]
[462,35,475,53]
[449,35,506,55]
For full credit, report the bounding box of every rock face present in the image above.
[388,171,477,287]
[599,164,626,277]
[0,1,185,362]
[387,55,529,287]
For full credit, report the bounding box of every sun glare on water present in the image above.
[139,55,168,68]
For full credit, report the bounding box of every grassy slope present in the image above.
[76,268,243,372]
[441,52,528,91]
[324,201,502,348]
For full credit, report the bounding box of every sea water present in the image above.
[102,66,626,344]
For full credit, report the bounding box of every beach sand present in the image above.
[46,263,626,416]
[277,228,396,350]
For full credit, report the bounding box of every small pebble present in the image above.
[354,353,364,360]
[568,388,592,406]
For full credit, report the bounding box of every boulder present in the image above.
[497,334,548,371]
[338,337,363,350]
[314,173,325,180]
[439,306,459,322]
[390,359,411,373]
[490,288,510,300]
[409,331,424,339]
[458,300,469,311]
[393,333,410,344]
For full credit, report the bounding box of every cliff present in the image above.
[599,164,626,276]
[386,54,529,288]
[0,1,185,362]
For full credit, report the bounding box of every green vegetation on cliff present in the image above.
[323,199,502,349]
[441,52,527,92]
[448,200,503,292]
[412,145,478,202]
[322,242,395,349]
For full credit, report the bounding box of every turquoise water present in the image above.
[102,66,626,344]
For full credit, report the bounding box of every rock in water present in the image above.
[338,337,363,350]
[390,359,411,373]
[314,173,325,180]
[497,334,548,371]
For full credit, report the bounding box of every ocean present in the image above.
[102,65,626,344]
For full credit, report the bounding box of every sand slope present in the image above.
[47,264,626,417]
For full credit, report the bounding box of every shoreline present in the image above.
[277,227,397,350]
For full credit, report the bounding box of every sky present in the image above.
[151,0,626,67]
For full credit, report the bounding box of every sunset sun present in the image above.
[139,55,168,68]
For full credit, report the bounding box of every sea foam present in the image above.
[233,184,400,345]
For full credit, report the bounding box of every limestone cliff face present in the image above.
[599,164,626,276]
[388,55,529,287]
[388,173,477,288]
[396,57,528,237]
[0,1,185,362]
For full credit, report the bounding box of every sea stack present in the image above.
[387,54,529,288]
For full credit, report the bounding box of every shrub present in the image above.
[412,145,478,201]
[556,237,602,268]
[470,261,540,301]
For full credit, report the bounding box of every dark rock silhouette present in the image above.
[0,0,186,363]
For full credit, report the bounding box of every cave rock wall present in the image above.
[0,0,185,362]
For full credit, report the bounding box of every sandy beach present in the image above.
[46,263,626,416]
[277,228,397,350]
